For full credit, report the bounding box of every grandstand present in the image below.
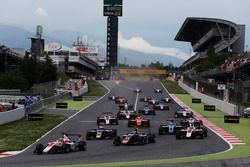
[175,17,249,105]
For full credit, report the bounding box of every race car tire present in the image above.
[112,129,117,137]
[145,120,150,127]
[158,128,163,135]
[34,144,44,154]
[86,132,93,140]
[113,136,121,146]
[138,137,145,145]
[152,111,156,115]
[77,141,87,151]
[176,131,181,140]
[62,144,70,153]
[204,130,208,137]
[148,134,155,143]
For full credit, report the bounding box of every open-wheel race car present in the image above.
[138,105,156,115]
[115,96,127,104]
[86,126,117,140]
[153,103,169,110]
[176,118,208,139]
[175,107,194,118]
[119,102,134,110]
[139,97,152,102]
[117,110,137,120]
[161,97,173,103]
[108,95,118,101]
[33,133,86,154]
[158,118,182,135]
[154,88,163,93]
[128,115,150,127]
[147,98,160,105]
[97,112,118,125]
[134,88,142,93]
[113,128,155,146]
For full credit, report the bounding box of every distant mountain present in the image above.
[0,24,184,66]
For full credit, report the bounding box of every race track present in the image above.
[0,80,230,167]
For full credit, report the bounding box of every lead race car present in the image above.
[128,115,150,127]
[86,126,117,140]
[113,128,155,146]
[33,133,86,154]
[97,112,118,125]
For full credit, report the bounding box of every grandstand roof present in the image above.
[175,17,244,52]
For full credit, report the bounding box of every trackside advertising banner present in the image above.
[119,69,166,75]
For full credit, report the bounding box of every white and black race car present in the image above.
[119,103,134,110]
[134,88,142,93]
[97,112,118,125]
[140,97,152,102]
[33,134,86,154]
[117,110,137,120]
[154,88,163,93]
[161,97,173,103]
[148,98,160,105]
[175,107,194,118]
[153,103,169,110]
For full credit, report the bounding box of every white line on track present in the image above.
[134,93,139,111]
[10,80,111,157]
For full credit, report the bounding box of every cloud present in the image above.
[34,7,48,17]
[118,32,189,60]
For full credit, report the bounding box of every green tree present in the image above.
[38,55,58,83]
[0,70,29,90]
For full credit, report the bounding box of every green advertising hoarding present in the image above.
[104,0,122,5]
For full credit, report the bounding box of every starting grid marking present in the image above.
[170,94,245,145]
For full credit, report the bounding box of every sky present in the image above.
[0,0,249,62]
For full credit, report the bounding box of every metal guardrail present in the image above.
[25,92,71,115]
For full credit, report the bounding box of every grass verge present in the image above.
[161,80,187,94]
[49,99,93,110]
[0,115,66,153]
[83,80,108,96]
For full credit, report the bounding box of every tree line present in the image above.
[0,55,58,91]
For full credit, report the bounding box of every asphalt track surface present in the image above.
[0,80,230,167]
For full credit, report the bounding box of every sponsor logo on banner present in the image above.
[75,47,98,54]
[224,115,240,123]
[47,43,62,51]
